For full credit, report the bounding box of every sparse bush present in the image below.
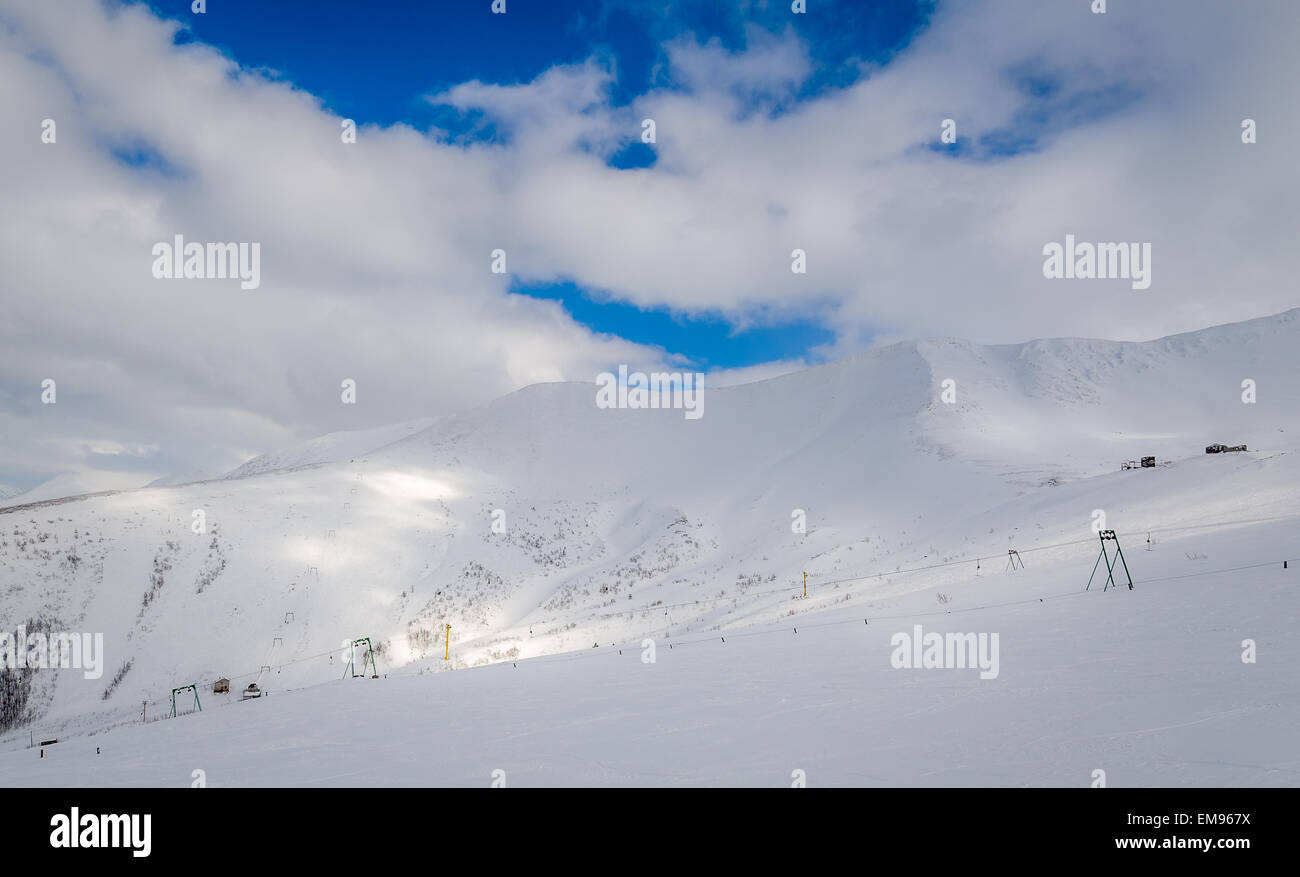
[101,659,133,700]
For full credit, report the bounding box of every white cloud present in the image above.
[0,0,1295,490]
[663,23,813,100]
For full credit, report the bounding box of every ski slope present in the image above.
[3,516,1296,787]
[1,309,1298,785]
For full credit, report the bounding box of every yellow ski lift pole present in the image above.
[444,624,451,661]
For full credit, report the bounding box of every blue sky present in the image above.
[150,1,931,124]
[144,0,932,369]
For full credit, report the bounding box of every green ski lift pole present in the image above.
[1086,530,1134,591]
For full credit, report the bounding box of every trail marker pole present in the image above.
[444,624,451,661]
[1087,530,1134,592]
[802,571,807,598]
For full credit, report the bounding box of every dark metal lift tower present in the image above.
[1087,529,1134,591]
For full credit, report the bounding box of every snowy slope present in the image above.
[223,417,438,479]
[0,471,147,509]
[146,470,218,489]
[1,309,1298,786]
[3,516,1296,787]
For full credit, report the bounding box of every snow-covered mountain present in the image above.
[0,471,147,509]
[145,470,218,489]
[2,309,1298,781]
[223,417,439,479]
